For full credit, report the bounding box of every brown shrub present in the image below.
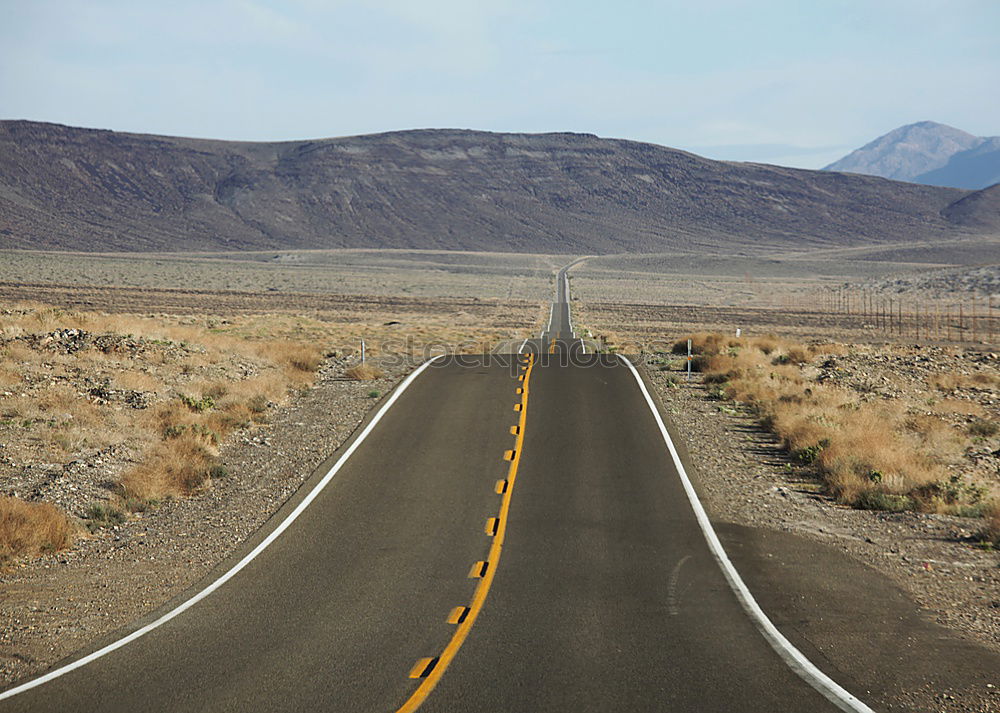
[1,343,34,364]
[690,331,954,511]
[969,372,999,388]
[983,502,1000,546]
[218,375,286,417]
[0,496,74,564]
[904,414,967,458]
[929,373,963,392]
[751,335,780,355]
[258,342,323,373]
[120,434,215,501]
[345,364,384,380]
[0,367,20,388]
[782,346,812,364]
[816,408,939,501]
[768,402,830,453]
[808,342,849,356]
[673,332,737,355]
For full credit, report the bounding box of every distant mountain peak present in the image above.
[824,122,999,189]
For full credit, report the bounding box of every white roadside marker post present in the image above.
[361,338,366,365]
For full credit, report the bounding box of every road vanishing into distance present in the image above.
[0,263,873,712]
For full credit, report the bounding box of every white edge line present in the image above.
[517,338,529,354]
[618,355,874,713]
[0,356,444,701]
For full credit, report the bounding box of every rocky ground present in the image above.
[860,265,1000,299]
[0,354,415,684]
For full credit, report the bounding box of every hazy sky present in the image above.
[2,0,998,168]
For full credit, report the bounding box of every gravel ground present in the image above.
[0,354,416,685]
[646,359,1000,712]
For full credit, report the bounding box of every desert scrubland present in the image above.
[1,246,998,707]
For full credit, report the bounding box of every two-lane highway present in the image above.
[419,353,841,712]
[521,259,596,358]
[1,263,872,712]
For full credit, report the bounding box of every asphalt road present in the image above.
[2,264,872,712]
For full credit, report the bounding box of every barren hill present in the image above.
[824,121,1000,190]
[0,120,984,255]
[942,183,1000,231]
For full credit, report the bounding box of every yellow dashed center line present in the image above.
[467,561,488,578]
[396,353,535,712]
[408,658,437,679]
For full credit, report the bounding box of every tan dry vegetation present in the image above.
[0,496,74,565]
[345,364,384,381]
[985,502,1000,546]
[929,372,1000,392]
[0,302,328,560]
[929,397,987,417]
[675,332,995,520]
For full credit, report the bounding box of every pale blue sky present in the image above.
[2,0,998,167]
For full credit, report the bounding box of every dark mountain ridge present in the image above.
[0,120,989,255]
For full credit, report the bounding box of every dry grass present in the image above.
[0,302,338,560]
[929,372,1000,393]
[983,502,1000,546]
[681,332,990,516]
[121,434,215,501]
[0,497,75,565]
[929,398,986,417]
[255,341,323,375]
[345,364,384,380]
[112,370,164,392]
